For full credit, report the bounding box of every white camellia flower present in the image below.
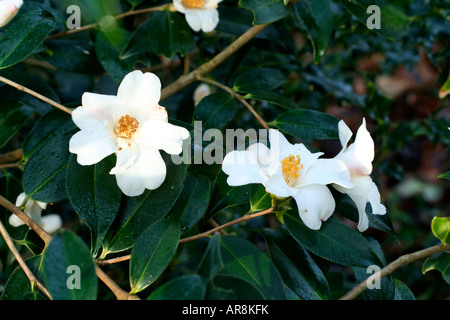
[0,0,23,28]
[9,192,62,234]
[332,118,387,232]
[69,70,190,197]
[222,129,353,230]
[173,0,222,33]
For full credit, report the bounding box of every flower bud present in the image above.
[0,0,23,28]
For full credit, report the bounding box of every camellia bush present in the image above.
[0,0,449,302]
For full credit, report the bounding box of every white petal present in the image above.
[292,184,336,230]
[41,215,63,234]
[9,214,25,227]
[300,158,352,189]
[185,9,219,32]
[116,71,161,116]
[338,119,353,150]
[222,148,265,186]
[110,140,138,175]
[137,120,190,155]
[81,92,116,122]
[264,171,293,198]
[367,182,386,215]
[0,0,22,28]
[114,148,167,197]
[173,0,186,13]
[15,192,26,207]
[69,128,117,166]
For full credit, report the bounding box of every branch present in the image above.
[160,23,269,101]
[0,163,19,170]
[196,76,270,130]
[0,218,53,299]
[0,76,72,115]
[0,148,22,164]
[339,243,450,300]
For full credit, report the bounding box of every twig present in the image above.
[0,195,138,300]
[0,76,72,115]
[97,208,274,265]
[0,218,53,299]
[160,23,269,101]
[0,148,22,164]
[339,243,450,300]
[45,4,169,41]
[0,163,19,170]
[196,76,270,130]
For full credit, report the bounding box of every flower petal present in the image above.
[41,214,63,234]
[137,120,190,155]
[184,8,219,32]
[367,181,387,215]
[292,184,336,230]
[69,128,117,166]
[300,158,352,189]
[114,147,167,197]
[222,146,266,186]
[338,119,353,150]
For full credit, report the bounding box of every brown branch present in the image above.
[45,4,169,41]
[0,163,19,170]
[0,76,72,115]
[0,148,22,164]
[196,76,270,130]
[339,243,450,300]
[0,218,53,299]
[160,23,269,101]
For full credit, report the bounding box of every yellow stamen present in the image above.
[281,155,303,186]
[181,0,205,8]
[115,114,139,139]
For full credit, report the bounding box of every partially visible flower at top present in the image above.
[0,0,23,28]
[173,0,222,33]
[9,192,62,234]
[222,129,353,230]
[193,83,212,106]
[332,118,387,232]
[69,70,190,197]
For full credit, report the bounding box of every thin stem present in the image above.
[160,23,269,101]
[95,265,140,300]
[339,243,450,300]
[97,208,274,265]
[0,163,19,170]
[0,218,53,300]
[0,148,22,164]
[196,76,270,130]
[0,76,72,115]
[45,4,169,41]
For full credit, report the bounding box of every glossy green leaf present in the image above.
[168,173,211,234]
[261,228,330,300]
[393,279,415,300]
[239,0,290,25]
[0,100,34,149]
[41,230,98,300]
[431,216,450,245]
[149,10,193,59]
[66,154,122,256]
[338,0,409,41]
[294,0,332,63]
[246,91,297,110]
[147,275,206,300]
[102,157,187,254]
[209,274,266,300]
[22,109,77,203]
[249,184,272,213]
[233,68,287,93]
[219,235,285,299]
[193,92,238,130]
[129,219,181,294]
[197,236,224,282]
[0,8,55,69]
[422,252,450,285]
[271,109,340,140]
[284,211,382,267]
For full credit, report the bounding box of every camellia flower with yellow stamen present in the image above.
[173,0,222,33]
[0,0,23,28]
[69,70,190,197]
[332,118,387,232]
[222,129,353,230]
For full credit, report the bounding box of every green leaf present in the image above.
[22,109,77,203]
[0,100,34,149]
[431,216,450,245]
[271,109,340,140]
[249,184,272,213]
[439,71,450,99]
[246,91,298,110]
[102,156,187,254]
[149,10,193,59]
[219,235,285,299]
[260,228,330,300]
[239,0,290,25]
[41,230,98,300]
[204,170,251,220]
[209,274,266,300]
[284,211,382,267]
[438,171,450,180]
[338,0,409,41]
[294,0,332,63]
[147,275,206,300]
[0,8,55,69]
[233,68,287,93]
[193,91,238,130]
[393,279,415,300]
[129,219,181,294]
[197,235,224,282]
[168,173,211,234]
[422,252,450,285]
[66,154,122,256]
